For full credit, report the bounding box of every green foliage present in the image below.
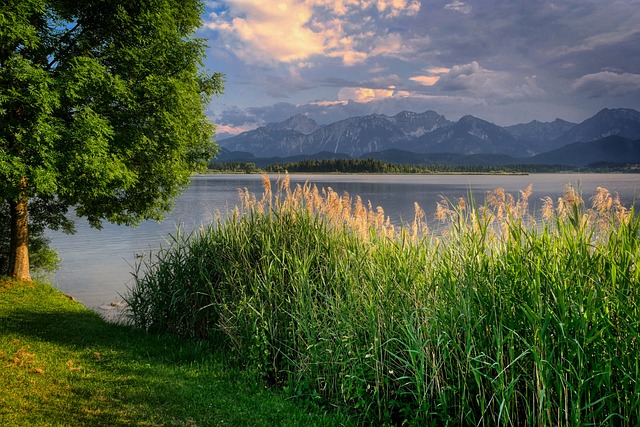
[208,161,261,173]
[263,158,640,174]
[265,158,573,174]
[1,0,224,276]
[127,180,640,425]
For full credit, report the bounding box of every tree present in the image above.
[0,0,224,281]
[0,198,71,278]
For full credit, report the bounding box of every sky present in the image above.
[199,0,640,138]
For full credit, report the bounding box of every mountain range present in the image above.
[216,108,640,167]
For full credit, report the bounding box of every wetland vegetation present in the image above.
[126,175,640,425]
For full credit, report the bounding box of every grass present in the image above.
[0,279,354,426]
[127,176,640,426]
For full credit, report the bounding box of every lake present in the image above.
[47,173,640,317]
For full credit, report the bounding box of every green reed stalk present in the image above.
[126,178,640,426]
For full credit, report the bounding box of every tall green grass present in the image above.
[126,176,640,425]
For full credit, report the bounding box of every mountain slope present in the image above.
[505,118,577,153]
[217,108,640,161]
[408,115,530,156]
[553,108,640,146]
[385,110,452,137]
[528,135,640,166]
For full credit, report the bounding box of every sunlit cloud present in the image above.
[338,87,395,102]
[427,67,451,74]
[205,0,422,66]
[376,0,421,18]
[205,1,325,64]
[410,75,440,86]
[215,123,257,136]
[410,68,449,86]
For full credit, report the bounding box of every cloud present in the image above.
[370,32,405,56]
[369,74,403,87]
[572,71,640,98]
[370,32,432,60]
[204,0,422,66]
[436,61,496,92]
[215,124,255,136]
[546,29,640,60]
[205,1,325,64]
[409,75,440,86]
[431,61,545,101]
[338,87,395,103]
[410,68,449,87]
[444,1,472,14]
[428,67,451,74]
[376,0,421,18]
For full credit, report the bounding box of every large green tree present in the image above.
[1,0,224,281]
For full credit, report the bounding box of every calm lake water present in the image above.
[48,173,640,317]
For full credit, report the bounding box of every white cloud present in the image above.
[370,33,405,56]
[309,100,349,107]
[370,74,403,87]
[433,62,545,101]
[437,61,494,91]
[444,1,471,14]
[572,71,640,98]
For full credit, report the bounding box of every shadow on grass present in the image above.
[0,294,352,427]
[0,302,228,427]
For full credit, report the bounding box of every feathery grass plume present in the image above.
[487,187,507,220]
[541,196,555,221]
[279,172,290,194]
[517,183,533,217]
[563,184,582,208]
[434,198,451,222]
[457,197,466,211]
[412,202,427,240]
[591,187,613,213]
[127,178,640,426]
[612,192,630,223]
[261,174,272,195]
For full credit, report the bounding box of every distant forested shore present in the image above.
[207,158,640,174]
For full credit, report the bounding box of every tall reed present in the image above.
[126,176,640,425]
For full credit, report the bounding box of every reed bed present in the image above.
[126,175,640,426]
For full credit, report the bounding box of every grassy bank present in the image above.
[128,176,640,425]
[0,279,353,426]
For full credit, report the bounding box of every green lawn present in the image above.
[0,279,353,426]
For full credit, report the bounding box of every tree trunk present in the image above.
[9,196,31,282]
